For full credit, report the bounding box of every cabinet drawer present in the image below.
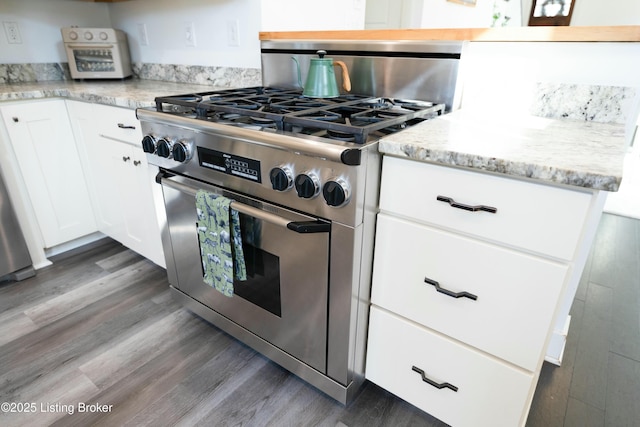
[379,156,592,260]
[94,104,142,145]
[366,307,533,427]
[372,213,567,371]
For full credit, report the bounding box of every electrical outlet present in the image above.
[184,22,196,47]
[227,20,239,47]
[137,23,149,46]
[3,21,22,44]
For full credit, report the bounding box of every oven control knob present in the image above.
[323,178,351,207]
[99,32,108,41]
[156,138,173,158]
[68,31,78,41]
[294,172,321,199]
[84,31,94,41]
[172,140,192,163]
[141,135,157,154]
[269,166,293,191]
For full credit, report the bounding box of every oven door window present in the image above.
[227,213,281,317]
[72,49,115,72]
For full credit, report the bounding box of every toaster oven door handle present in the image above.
[159,174,326,232]
[67,44,115,49]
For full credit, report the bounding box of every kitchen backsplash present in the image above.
[132,63,261,87]
[0,63,70,83]
[0,62,262,87]
[531,83,636,125]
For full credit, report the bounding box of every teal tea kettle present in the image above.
[292,50,351,98]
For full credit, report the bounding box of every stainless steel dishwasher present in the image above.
[0,171,34,282]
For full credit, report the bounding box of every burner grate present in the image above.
[154,87,444,144]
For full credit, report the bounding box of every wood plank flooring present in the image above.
[0,213,638,426]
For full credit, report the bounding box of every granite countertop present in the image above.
[0,79,222,109]
[1,81,629,192]
[378,109,627,192]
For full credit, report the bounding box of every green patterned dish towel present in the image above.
[195,190,247,297]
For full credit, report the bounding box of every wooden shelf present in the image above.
[259,26,640,43]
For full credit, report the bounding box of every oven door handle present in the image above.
[159,174,330,233]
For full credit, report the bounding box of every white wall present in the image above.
[420,0,499,28]
[366,0,522,29]
[460,41,640,143]
[109,0,262,69]
[0,0,111,63]
[521,0,640,25]
[261,0,366,31]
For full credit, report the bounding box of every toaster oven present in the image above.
[61,27,132,80]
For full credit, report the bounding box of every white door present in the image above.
[1,100,97,248]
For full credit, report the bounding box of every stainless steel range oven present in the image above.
[137,40,462,404]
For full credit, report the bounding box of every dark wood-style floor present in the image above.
[1,213,638,427]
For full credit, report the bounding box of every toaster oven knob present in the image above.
[141,135,157,154]
[156,138,173,158]
[84,31,94,41]
[99,32,108,41]
[269,166,293,191]
[323,178,351,207]
[294,172,320,199]
[68,31,78,41]
[172,140,192,163]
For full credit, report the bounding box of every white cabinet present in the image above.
[0,99,97,248]
[67,101,165,267]
[366,156,603,427]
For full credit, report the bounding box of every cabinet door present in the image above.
[372,213,568,371]
[1,100,97,248]
[366,307,533,427]
[379,156,592,260]
[117,143,164,267]
[67,100,123,237]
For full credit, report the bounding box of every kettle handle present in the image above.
[334,61,351,92]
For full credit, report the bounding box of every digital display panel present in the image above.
[197,147,261,183]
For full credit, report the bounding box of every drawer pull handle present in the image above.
[436,195,497,214]
[424,277,478,301]
[117,123,136,130]
[412,366,458,392]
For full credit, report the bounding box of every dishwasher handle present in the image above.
[158,172,330,234]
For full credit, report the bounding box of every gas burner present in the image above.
[326,129,357,142]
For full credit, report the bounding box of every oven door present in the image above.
[159,173,330,372]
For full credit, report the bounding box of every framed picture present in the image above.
[528,0,575,26]
[447,0,477,6]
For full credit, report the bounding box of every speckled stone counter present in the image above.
[378,109,627,192]
[0,80,223,109]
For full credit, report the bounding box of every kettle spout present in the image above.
[334,61,351,92]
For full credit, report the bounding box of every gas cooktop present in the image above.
[154,86,445,144]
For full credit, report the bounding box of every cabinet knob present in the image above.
[12,117,19,123]
[133,160,141,166]
[122,156,131,162]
